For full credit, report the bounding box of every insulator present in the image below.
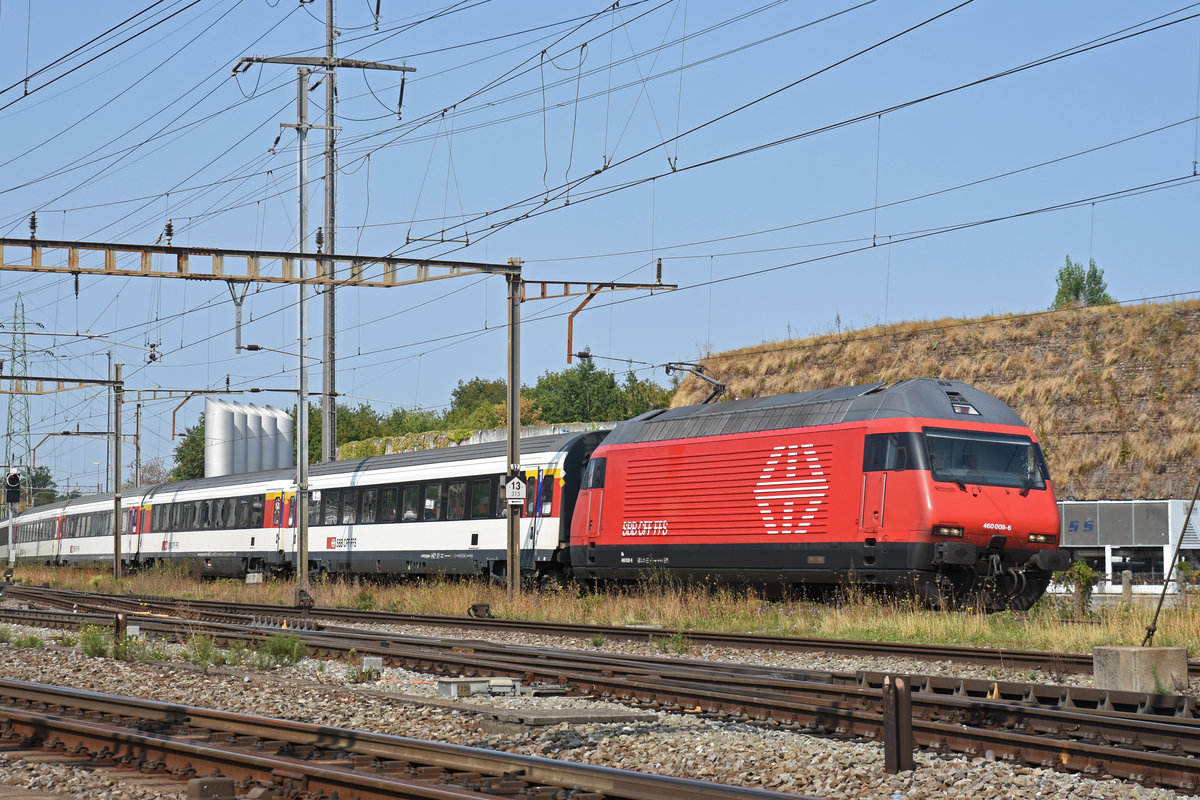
[164,219,174,245]
[656,257,662,284]
[315,227,324,252]
[29,212,37,239]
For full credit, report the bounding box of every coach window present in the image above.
[235,496,252,527]
[361,488,378,524]
[446,481,467,521]
[380,487,398,523]
[249,495,265,528]
[322,491,340,526]
[470,478,492,519]
[308,493,321,526]
[401,485,420,521]
[524,476,553,517]
[422,483,442,521]
[341,489,359,525]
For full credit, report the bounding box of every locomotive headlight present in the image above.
[932,525,964,538]
[1028,533,1055,544]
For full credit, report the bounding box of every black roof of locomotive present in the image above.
[601,379,1028,446]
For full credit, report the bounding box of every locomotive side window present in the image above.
[447,481,467,521]
[581,457,606,489]
[863,433,923,471]
[470,478,492,519]
[924,428,1049,490]
[401,485,420,521]
[361,488,378,524]
[380,487,398,522]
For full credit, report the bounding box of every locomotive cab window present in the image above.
[924,428,1049,491]
[581,457,606,490]
[862,433,924,472]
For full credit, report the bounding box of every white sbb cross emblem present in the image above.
[754,443,828,533]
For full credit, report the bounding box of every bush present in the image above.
[13,634,45,649]
[1055,561,1101,620]
[352,588,376,610]
[186,634,217,672]
[343,648,380,683]
[0,626,12,644]
[253,633,307,670]
[78,624,111,658]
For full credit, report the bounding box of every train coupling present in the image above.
[1023,548,1070,573]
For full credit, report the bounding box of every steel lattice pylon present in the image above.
[5,295,31,474]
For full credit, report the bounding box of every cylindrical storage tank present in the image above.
[230,403,248,475]
[245,404,263,473]
[260,406,281,471]
[275,407,295,469]
[204,398,234,478]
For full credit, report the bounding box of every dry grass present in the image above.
[10,565,1196,656]
[673,299,1200,500]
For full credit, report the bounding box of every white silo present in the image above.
[204,398,235,478]
[275,407,295,468]
[261,406,281,470]
[245,404,263,472]
[230,403,248,474]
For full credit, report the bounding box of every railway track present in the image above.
[0,678,811,800]
[2,589,1200,789]
[12,583,1199,678]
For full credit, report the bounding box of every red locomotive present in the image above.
[570,378,1067,610]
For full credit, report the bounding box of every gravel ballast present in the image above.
[0,620,1196,800]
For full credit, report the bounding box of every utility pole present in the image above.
[322,0,337,465]
[112,363,122,580]
[505,265,522,598]
[235,13,416,464]
[295,67,311,593]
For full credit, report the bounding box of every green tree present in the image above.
[336,403,385,444]
[529,354,626,424]
[381,406,446,435]
[621,371,673,418]
[24,466,58,507]
[444,377,508,427]
[171,415,206,481]
[1052,255,1114,310]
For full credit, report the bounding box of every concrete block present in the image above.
[187,776,236,799]
[245,571,263,584]
[362,656,383,673]
[1093,646,1189,694]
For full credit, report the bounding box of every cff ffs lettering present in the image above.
[621,520,668,537]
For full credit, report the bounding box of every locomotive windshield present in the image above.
[923,428,1049,490]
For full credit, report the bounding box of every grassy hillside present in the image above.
[671,300,1200,500]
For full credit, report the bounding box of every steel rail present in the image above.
[2,605,1199,789]
[10,583,1199,678]
[0,679,816,800]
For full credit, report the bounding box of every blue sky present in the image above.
[1,0,1198,491]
